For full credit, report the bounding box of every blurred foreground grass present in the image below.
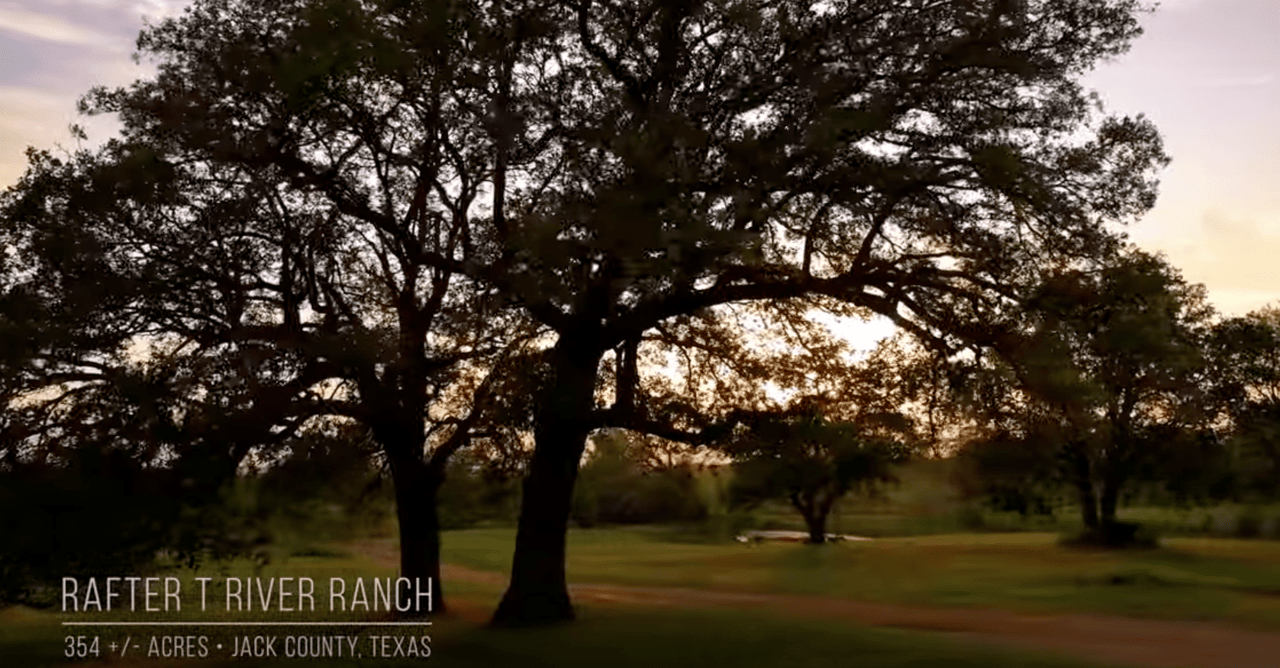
[6,526,1278,668]
[442,528,1280,629]
[0,555,1116,668]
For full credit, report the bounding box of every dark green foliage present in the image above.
[954,433,1062,517]
[1132,426,1239,505]
[5,0,1172,625]
[1208,309,1280,500]
[251,424,395,540]
[0,446,266,607]
[437,461,524,530]
[721,401,910,543]
[572,431,708,526]
[0,456,168,607]
[958,251,1216,546]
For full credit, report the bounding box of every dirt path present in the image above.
[348,539,1280,668]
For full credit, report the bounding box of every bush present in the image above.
[952,434,1063,519]
[253,429,394,540]
[955,504,988,531]
[436,462,521,529]
[575,468,708,525]
[0,463,172,607]
[1236,505,1265,538]
[0,448,268,606]
[1060,521,1160,549]
[571,431,709,526]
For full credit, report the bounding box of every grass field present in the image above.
[6,518,1280,667]
[0,550,1121,668]
[441,527,1280,629]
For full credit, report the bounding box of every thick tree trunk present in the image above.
[1076,479,1099,530]
[491,341,601,627]
[1098,476,1120,531]
[387,450,445,616]
[802,511,828,544]
[1097,471,1139,545]
[1069,444,1099,530]
[792,492,831,544]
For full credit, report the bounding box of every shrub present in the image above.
[571,431,709,526]
[955,504,988,531]
[436,462,521,529]
[1235,505,1265,538]
[1060,521,1160,549]
[0,449,268,606]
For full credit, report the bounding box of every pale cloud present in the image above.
[0,85,124,185]
[0,86,80,184]
[0,86,75,139]
[0,4,118,48]
[1153,0,1244,11]
[32,0,187,20]
[0,0,162,186]
[1196,74,1275,87]
[1145,212,1280,316]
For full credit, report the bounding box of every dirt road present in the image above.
[350,539,1280,668]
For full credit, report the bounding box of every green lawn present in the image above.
[433,604,1118,668]
[0,545,1121,665]
[6,528,1279,667]
[1,562,1118,668]
[441,527,1280,629]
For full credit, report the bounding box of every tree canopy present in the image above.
[1208,308,1280,499]
[4,0,1170,624]
[951,250,1216,544]
[721,398,910,543]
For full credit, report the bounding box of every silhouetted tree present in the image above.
[960,251,1214,544]
[721,399,909,543]
[1209,307,1280,499]
[66,0,1168,623]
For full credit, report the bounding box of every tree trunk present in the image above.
[802,511,828,544]
[1098,475,1120,531]
[1076,480,1099,530]
[1098,470,1137,546]
[387,450,445,616]
[793,492,832,544]
[1069,444,1099,530]
[491,341,601,627]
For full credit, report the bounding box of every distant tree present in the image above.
[73,0,1167,623]
[1129,424,1238,505]
[252,421,394,534]
[953,429,1062,517]
[571,429,708,526]
[960,250,1215,544]
[1208,307,1280,499]
[720,399,909,543]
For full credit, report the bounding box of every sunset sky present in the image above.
[2,0,1276,320]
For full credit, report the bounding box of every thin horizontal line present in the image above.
[62,621,431,627]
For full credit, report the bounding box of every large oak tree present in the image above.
[73,0,1168,624]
